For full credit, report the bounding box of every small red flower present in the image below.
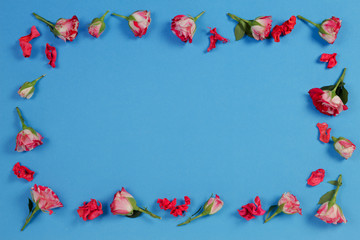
[45,43,57,68]
[19,26,40,58]
[12,162,35,181]
[77,199,103,221]
[317,123,331,143]
[320,53,337,69]
[271,16,296,42]
[271,25,283,42]
[207,27,229,52]
[238,196,266,220]
[158,196,191,217]
[307,169,325,186]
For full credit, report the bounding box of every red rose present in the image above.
[238,196,266,220]
[45,43,57,68]
[320,53,337,69]
[19,26,40,58]
[12,162,35,181]
[307,169,325,186]
[77,199,103,221]
[308,88,347,116]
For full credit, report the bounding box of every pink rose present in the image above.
[33,13,79,42]
[171,11,205,43]
[251,16,272,40]
[332,137,356,159]
[129,11,151,37]
[110,187,135,215]
[319,17,341,44]
[15,107,44,152]
[315,202,346,224]
[204,194,224,215]
[88,11,109,38]
[112,10,151,38]
[278,192,302,215]
[31,184,63,215]
[18,75,45,99]
[309,89,347,116]
[297,15,341,44]
[15,129,43,152]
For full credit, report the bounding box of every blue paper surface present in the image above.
[1,0,359,239]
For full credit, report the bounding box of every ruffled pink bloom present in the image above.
[251,16,272,40]
[77,199,103,221]
[319,17,341,44]
[129,11,151,37]
[54,16,79,42]
[15,129,43,152]
[204,194,224,215]
[171,15,196,43]
[278,192,302,215]
[31,184,63,215]
[309,88,348,116]
[315,202,346,224]
[110,187,135,215]
[88,23,102,38]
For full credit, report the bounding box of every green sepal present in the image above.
[318,189,336,205]
[265,205,277,219]
[23,126,38,136]
[128,197,138,210]
[125,210,142,218]
[28,198,34,213]
[320,82,348,104]
[127,15,136,21]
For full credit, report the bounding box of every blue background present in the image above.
[1,0,359,239]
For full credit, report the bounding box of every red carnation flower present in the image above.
[13,162,35,181]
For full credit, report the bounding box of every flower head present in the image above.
[88,11,109,38]
[332,137,356,159]
[278,192,302,215]
[171,11,205,43]
[316,202,346,224]
[31,184,63,214]
[77,199,103,221]
[251,16,272,40]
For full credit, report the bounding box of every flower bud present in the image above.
[332,137,356,159]
[110,187,136,215]
[88,11,109,38]
[315,202,346,224]
[203,194,223,215]
[278,192,302,215]
[128,10,151,37]
[250,16,272,40]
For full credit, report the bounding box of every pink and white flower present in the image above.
[31,184,63,214]
[171,11,205,43]
[319,17,342,44]
[18,75,45,99]
[278,192,302,215]
[33,13,79,42]
[309,89,348,116]
[110,187,135,215]
[88,11,109,38]
[315,202,347,224]
[16,129,43,152]
[112,10,151,38]
[332,137,356,159]
[204,194,224,215]
[251,16,272,40]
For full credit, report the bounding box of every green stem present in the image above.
[297,15,320,28]
[332,68,347,94]
[137,207,161,219]
[227,13,250,24]
[100,10,110,21]
[264,207,282,223]
[16,107,27,129]
[111,13,128,20]
[193,11,205,22]
[329,175,342,206]
[21,205,40,231]
[32,13,54,28]
[31,74,46,85]
[177,213,205,226]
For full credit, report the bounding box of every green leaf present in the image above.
[336,85,348,104]
[28,198,34,213]
[318,190,336,204]
[328,180,338,186]
[126,210,142,218]
[234,23,245,41]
